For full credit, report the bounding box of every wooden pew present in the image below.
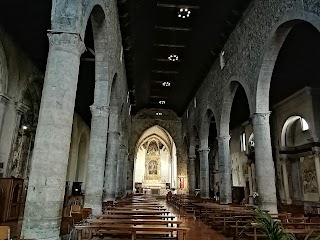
[95,214,176,220]
[87,218,183,227]
[75,224,189,240]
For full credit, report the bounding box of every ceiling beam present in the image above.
[156,3,200,9]
[155,26,192,31]
[153,43,186,48]
[152,70,179,74]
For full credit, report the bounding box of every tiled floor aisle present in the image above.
[162,200,230,240]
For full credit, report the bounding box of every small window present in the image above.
[240,132,246,152]
[300,118,309,131]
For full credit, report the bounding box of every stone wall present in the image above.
[182,0,320,138]
[0,25,43,178]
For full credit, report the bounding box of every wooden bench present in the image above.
[75,224,189,240]
[87,218,183,227]
[95,214,176,220]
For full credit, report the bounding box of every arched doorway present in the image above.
[133,125,178,196]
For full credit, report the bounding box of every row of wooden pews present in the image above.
[74,194,190,240]
[169,194,320,240]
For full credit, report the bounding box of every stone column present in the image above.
[84,105,109,215]
[104,130,120,201]
[217,135,232,204]
[198,148,210,198]
[116,144,127,198]
[126,153,134,194]
[0,94,10,135]
[252,112,278,213]
[21,33,85,240]
[188,155,196,195]
[104,107,120,201]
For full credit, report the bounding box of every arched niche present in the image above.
[281,116,310,147]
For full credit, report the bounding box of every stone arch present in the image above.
[0,39,8,94]
[220,79,251,136]
[255,16,320,113]
[131,121,181,156]
[280,115,311,148]
[133,125,176,156]
[80,2,108,40]
[199,109,217,145]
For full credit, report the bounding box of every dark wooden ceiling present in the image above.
[118,0,253,115]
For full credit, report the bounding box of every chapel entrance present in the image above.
[133,125,177,196]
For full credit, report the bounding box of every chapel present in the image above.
[0,0,319,240]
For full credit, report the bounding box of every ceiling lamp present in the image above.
[156,112,163,116]
[168,54,179,62]
[159,100,166,105]
[162,81,171,87]
[178,8,191,18]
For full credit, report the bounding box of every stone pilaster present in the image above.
[0,94,10,135]
[21,32,85,240]
[122,150,129,196]
[280,156,292,204]
[198,148,210,198]
[104,130,120,201]
[188,155,196,195]
[217,135,232,204]
[252,112,278,213]
[126,153,134,194]
[116,144,127,198]
[84,105,109,215]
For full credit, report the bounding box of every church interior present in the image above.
[0,0,320,239]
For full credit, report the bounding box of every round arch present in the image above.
[220,80,251,136]
[281,115,311,147]
[255,16,320,113]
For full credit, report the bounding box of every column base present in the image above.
[259,201,278,214]
[21,218,61,240]
[84,194,102,215]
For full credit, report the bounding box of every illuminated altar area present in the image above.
[133,126,177,196]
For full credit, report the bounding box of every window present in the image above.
[240,132,246,152]
[300,117,309,131]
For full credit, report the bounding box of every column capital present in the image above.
[216,135,231,141]
[251,112,271,125]
[0,94,10,104]
[198,148,210,153]
[90,105,109,118]
[48,32,85,56]
[15,102,29,114]
[188,155,196,160]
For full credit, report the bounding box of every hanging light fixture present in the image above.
[168,54,179,61]
[178,8,191,18]
[159,100,166,105]
[162,81,171,87]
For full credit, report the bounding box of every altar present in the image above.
[141,142,168,196]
